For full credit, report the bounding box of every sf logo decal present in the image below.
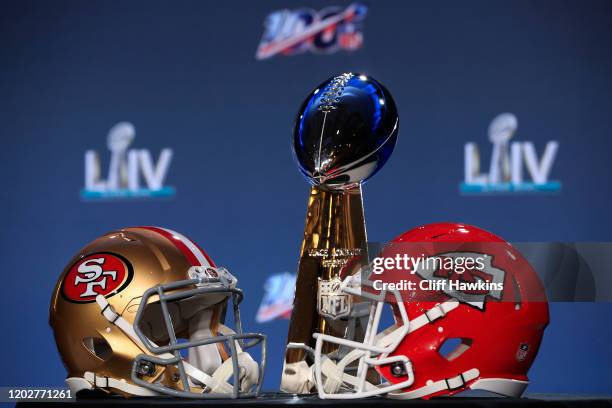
[62,253,133,303]
[75,258,118,297]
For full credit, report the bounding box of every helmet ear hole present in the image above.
[82,337,112,361]
[439,337,472,361]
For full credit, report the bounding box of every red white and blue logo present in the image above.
[256,272,296,323]
[256,3,367,60]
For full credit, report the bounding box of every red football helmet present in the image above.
[311,223,549,399]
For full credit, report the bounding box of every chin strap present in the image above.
[74,294,259,396]
[210,325,260,393]
[387,368,480,399]
[406,301,459,333]
[71,373,160,396]
[280,360,315,394]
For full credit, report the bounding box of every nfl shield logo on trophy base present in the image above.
[318,277,352,319]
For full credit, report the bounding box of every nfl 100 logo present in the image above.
[256,3,367,60]
[256,272,296,323]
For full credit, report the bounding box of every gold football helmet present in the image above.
[49,226,266,398]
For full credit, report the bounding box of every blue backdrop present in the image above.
[2,0,611,395]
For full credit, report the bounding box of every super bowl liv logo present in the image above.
[256,3,367,60]
[81,122,175,200]
[460,113,561,194]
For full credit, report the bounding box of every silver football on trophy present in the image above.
[292,73,399,190]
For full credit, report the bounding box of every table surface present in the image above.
[14,392,612,408]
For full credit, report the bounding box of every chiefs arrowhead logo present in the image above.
[61,252,133,303]
[414,252,505,309]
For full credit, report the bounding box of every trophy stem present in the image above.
[283,184,368,368]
